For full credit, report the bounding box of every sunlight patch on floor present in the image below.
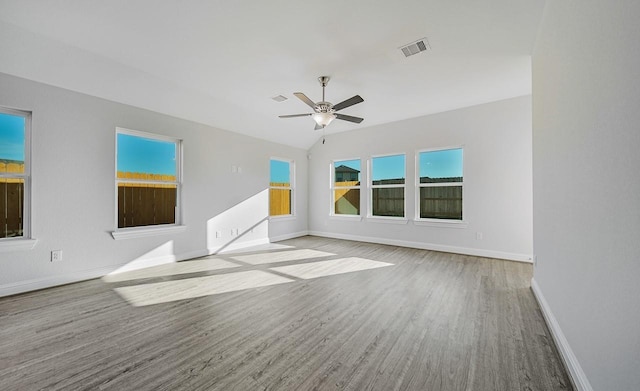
[109,247,394,307]
[271,257,393,279]
[103,258,240,283]
[230,249,334,265]
[114,270,293,306]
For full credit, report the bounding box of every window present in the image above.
[417,148,463,220]
[370,154,405,218]
[269,158,294,216]
[116,128,181,229]
[332,159,361,216]
[0,108,30,239]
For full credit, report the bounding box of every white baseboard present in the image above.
[177,249,209,261]
[0,231,314,298]
[106,255,177,275]
[0,265,119,298]
[531,278,593,391]
[0,229,525,297]
[0,251,207,298]
[269,230,309,243]
[308,230,532,262]
[210,238,271,254]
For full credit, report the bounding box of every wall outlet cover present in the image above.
[51,250,62,262]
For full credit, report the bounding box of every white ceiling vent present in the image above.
[271,95,288,102]
[400,38,430,57]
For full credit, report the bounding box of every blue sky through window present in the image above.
[270,159,290,184]
[372,154,405,181]
[0,113,25,162]
[419,148,463,179]
[117,133,176,176]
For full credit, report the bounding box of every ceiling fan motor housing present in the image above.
[316,102,334,113]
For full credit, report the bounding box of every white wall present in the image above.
[0,72,308,296]
[532,1,640,390]
[308,96,533,261]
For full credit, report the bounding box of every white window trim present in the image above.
[0,107,33,248]
[0,238,38,252]
[366,216,409,224]
[413,220,467,228]
[269,157,295,218]
[330,157,362,218]
[415,146,465,224]
[329,215,363,222]
[112,127,183,236]
[111,225,187,240]
[268,215,297,222]
[368,153,407,219]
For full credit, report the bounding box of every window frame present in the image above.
[330,157,362,218]
[415,146,465,225]
[113,127,183,236]
[368,153,407,221]
[269,157,295,218]
[0,106,32,245]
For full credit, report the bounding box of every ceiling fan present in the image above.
[279,76,364,130]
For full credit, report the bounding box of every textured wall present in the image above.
[0,72,308,295]
[308,96,533,261]
[532,1,640,389]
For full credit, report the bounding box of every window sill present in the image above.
[413,219,468,229]
[329,215,363,222]
[111,225,187,240]
[269,215,296,222]
[366,216,409,225]
[0,238,38,252]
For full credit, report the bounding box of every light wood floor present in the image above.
[0,236,572,390]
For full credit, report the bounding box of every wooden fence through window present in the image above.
[117,171,177,228]
[1,162,25,238]
[269,182,291,216]
[419,186,462,219]
[0,180,23,238]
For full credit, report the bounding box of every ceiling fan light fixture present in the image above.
[312,112,336,127]
[279,77,364,129]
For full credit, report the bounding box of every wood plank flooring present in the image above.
[0,236,572,390]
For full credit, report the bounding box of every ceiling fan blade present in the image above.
[336,113,364,124]
[332,95,364,111]
[294,92,317,110]
[314,123,323,130]
[279,113,312,118]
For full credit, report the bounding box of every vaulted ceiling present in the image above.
[0,0,546,148]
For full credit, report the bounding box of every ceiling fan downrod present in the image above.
[319,76,330,102]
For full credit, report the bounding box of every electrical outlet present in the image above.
[51,250,62,262]
[476,232,483,240]
[215,231,222,238]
